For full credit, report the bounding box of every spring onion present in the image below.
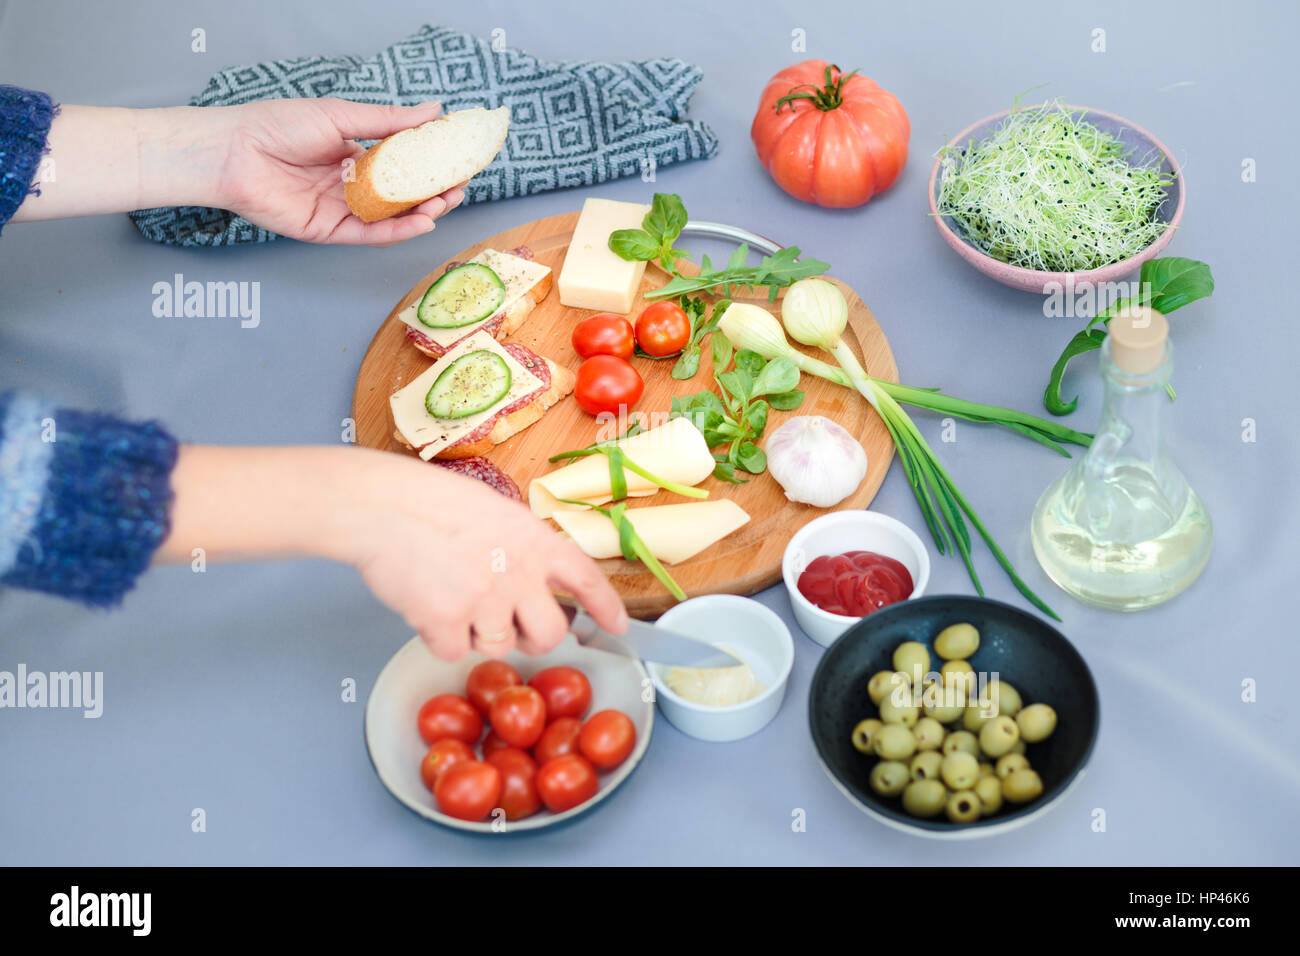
[556,498,687,601]
[720,280,1094,620]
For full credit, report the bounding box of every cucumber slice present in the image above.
[416,262,506,329]
[425,349,513,420]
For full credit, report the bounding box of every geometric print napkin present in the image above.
[128,24,719,246]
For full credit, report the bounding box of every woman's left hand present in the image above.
[216,97,462,245]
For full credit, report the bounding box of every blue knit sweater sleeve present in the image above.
[0,392,179,606]
[0,85,57,234]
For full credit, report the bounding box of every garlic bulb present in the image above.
[765,415,867,508]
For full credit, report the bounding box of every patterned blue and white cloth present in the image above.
[129,24,720,246]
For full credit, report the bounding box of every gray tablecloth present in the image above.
[1,0,1296,864]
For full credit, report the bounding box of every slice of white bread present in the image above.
[346,106,510,222]
[406,266,553,359]
[393,358,576,460]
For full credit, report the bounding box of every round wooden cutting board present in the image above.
[352,211,899,618]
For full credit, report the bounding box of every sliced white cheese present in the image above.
[529,417,716,519]
[390,331,543,460]
[397,249,551,347]
[552,499,750,565]
[557,198,650,313]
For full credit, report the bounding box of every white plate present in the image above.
[365,634,654,833]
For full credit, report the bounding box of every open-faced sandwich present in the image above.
[390,330,574,461]
[396,248,552,359]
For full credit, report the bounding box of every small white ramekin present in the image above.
[648,595,794,743]
[781,511,930,647]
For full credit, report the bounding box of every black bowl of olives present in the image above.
[809,595,1099,837]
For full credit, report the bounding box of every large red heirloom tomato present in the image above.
[751,61,909,208]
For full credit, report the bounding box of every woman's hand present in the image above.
[13,98,465,246]
[159,445,629,661]
[215,98,464,245]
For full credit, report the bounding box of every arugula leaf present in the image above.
[1043,257,1215,416]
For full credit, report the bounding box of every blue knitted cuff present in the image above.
[0,86,58,236]
[0,392,179,607]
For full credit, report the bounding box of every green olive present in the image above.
[940,751,980,790]
[878,695,919,728]
[941,730,980,758]
[1017,703,1058,743]
[901,779,947,818]
[978,761,995,779]
[1010,739,1027,755]
[995,752,1031,779]
[987,679,1023,717]
[867,670,910,706]
[851,718,883,754]
[978,715,1021,758]
[934,622,980,660]
[1002,768,1044,804]
[913,716,946,752]
[921,680,965,723]
[891,641,931,683]
[962,704,996,734]
[909,750,944,781]
[974,775,1003,815]
[869,760,910,797]
[941,662,978,702]
[945,789,982,824]
[873,723,917,761]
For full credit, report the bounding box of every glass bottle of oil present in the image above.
[1030,306,1212,610]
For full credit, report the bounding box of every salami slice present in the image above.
[432,456,522,500]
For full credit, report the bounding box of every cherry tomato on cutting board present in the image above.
[578,710,637,769]
[433,760,502,822]
[572,313,635,361]
[417,694,483,746]
[528,667,592,720]
[465,660,522,717]
[574,355,644,417]
[420,739,475,792]
[634,301,691,357]
[485,747,542,821]
[489,685,548,749]
[532,716,583,765]
[535,754,599,812]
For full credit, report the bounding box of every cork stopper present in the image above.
[1109,306,1169,374]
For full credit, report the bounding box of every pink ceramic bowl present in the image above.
[928,105,1185,294]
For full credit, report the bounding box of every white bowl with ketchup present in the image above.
[782,511,930,647]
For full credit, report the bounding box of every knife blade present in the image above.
[561,605,742,668]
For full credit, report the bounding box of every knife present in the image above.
[561,604,742,668]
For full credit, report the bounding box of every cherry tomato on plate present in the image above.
[535,754,599,813]
[433,760,502,822]
[572,313,635,361]
[480,730,510,759]
[532,716,583,765]
[420,739,475,792]
[465,660,522,717]
[489,685,548,749]
[417,694,483,746]
[578,710,637,769]
[485,747,542,821]
[574,355,644,417]
[527,667,592,720]
[634,301,691,357]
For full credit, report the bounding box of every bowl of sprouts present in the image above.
[929,101,1183,293]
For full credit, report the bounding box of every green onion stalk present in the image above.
[718,282,1085,620]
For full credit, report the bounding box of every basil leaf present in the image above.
[751,357,800,397]
[1142,257,1215,314]
[1043,328,1107,416]
[768,388,806,411]
[643,193,687,245]
[737,441,767,474]
[608,228,659,262]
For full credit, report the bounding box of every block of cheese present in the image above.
[529,417,716,518]
[553,500,750,565]
[558,198,651,313]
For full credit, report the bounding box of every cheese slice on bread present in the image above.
[390,331,574,460]
[400,249,552,359]
[345,106,510,222]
